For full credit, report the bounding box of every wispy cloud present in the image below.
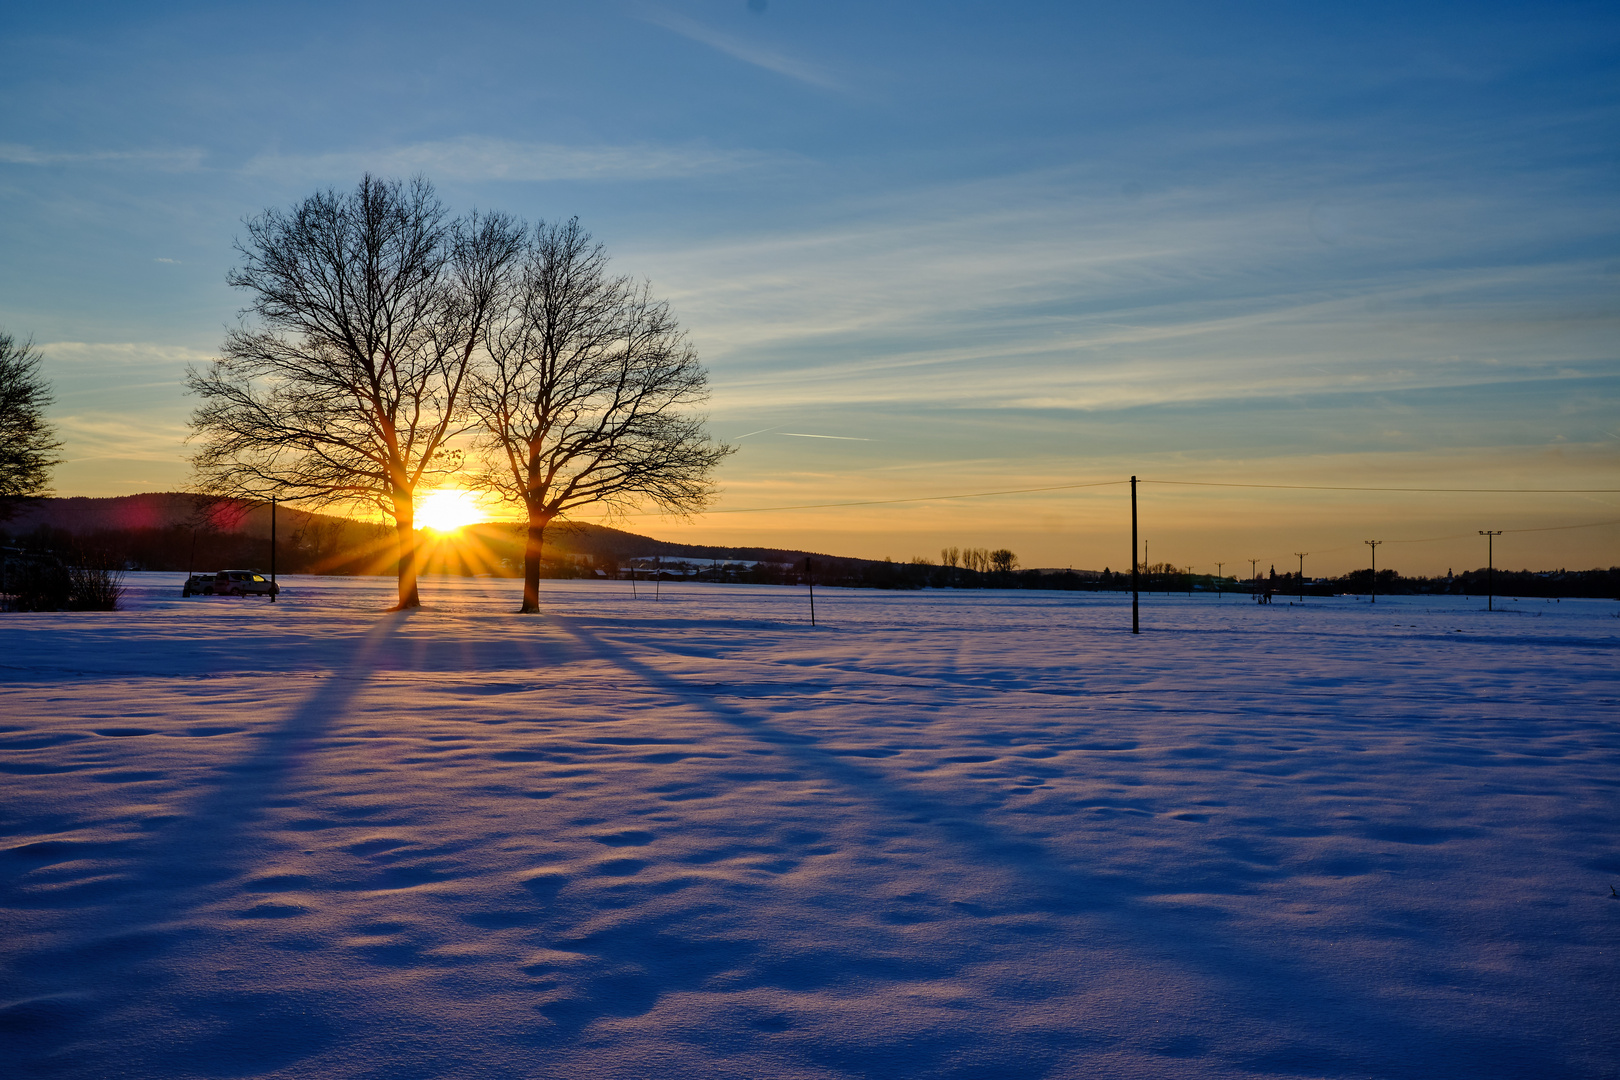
[779,432,873,441]
[0,143,206,171]
[620,165,1620,415]
[241,135,786,184]
[41,341,215,367]
[637,6,845,92]
[54,412,191,463]
[37,344,206,474]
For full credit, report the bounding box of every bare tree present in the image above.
[0,330,62,522]
[187,175,523,608]
[467,219,731,613]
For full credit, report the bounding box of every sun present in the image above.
[417,489,485,533]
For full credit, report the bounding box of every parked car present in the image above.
[181,574,215,596]
[209,570,280,597]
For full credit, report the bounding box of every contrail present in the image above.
[780,432,873,441]
[733,427,777,440]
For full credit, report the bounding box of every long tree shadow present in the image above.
[141,610,414,891]
[546,612,1574,1079]
[2,611,412,1079]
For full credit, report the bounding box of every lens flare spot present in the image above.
[417,489,484,533]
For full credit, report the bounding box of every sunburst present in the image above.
[416,489,485,533]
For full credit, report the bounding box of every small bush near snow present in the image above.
[0,547,123,611]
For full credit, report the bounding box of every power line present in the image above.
[1141,480,1619,493]
[1273,516,1620,559]
[629,478,1131,517]
[692,478,1619,517]
[1503,517,1620,535]
[1326,518,1620,552]
[566,475,1619,525]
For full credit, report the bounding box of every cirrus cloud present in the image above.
[240,135,790,184]
[0,143,206,171]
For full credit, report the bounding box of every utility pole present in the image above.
[1479,530,1502,611]
[1364,540,1382,603]
[1294,551,1307,602]
[1248,558,1259,601]
[1215,561,1224,599]
[269,496,277,602]
[1130,476,1139,633]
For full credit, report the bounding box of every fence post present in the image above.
[805,556,816,626]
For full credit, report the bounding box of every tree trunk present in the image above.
[521,512,552,613]
[393,492,421,609]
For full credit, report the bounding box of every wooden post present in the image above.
[269,497,277,602]
[806,557,816,626]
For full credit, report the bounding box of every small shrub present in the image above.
[66,550,125,611]
[0,547,123,611]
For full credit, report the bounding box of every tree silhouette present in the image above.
[466,219,730,612]
[0,330,62,521]
[187,175,523,608]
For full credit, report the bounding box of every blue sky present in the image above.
[2,1,1616,573]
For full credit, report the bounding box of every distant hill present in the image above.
[4,493,213,535]
[0,493,841,576]
[0,495,1099,592]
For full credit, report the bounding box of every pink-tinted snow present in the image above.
[2,575,1617,1078]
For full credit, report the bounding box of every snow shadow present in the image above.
[140,612,413,884]
[546,613,1576,1079]
[2,611,411,1079]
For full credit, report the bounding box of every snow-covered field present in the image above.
[3,574,1617,1079]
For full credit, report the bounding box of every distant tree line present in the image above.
[938,547,1017,575]
[772,560,1619,599]
[1322,566,1620,600]
[1091,564,1620,600]
[7,495,1617,601]
[0,517,393,580]
[15,507,1608,603]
